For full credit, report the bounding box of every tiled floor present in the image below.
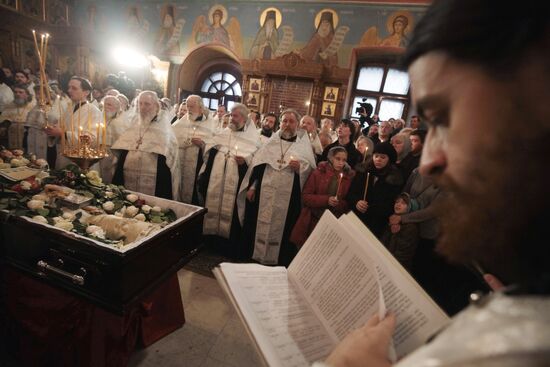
[128,269,262,367]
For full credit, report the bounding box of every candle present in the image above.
[78,126,83,153]
[59,98,65,153]
[235,145,238,157]
[87,106,91,133]
[102,123,106,153]
[70,102,74,150]
[363,172,370,201]
[96,123,100,151]
[43,34,51,105]
[336,172,343,200]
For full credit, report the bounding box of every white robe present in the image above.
[238,130,316,264]
[112,112,180,199]
[25,97,62,160]
[0,83,14,112]
[172,113,217,203]
[99,111,134,183]
[201,126,260,238]
[1,102,34,150]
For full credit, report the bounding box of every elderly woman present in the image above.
[354,135,374,172]
[392,132,417,183]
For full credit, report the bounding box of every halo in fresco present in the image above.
[314,8,338,29]
[260,7,282,28]
[386,11,413,35]
[208,4,228,26]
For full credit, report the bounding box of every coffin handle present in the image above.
[37,260,85,286]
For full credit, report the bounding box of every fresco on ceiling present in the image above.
[75,1,426,67]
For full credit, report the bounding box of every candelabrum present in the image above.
[63,134,109,172]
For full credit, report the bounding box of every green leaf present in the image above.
[113,199,124,211]
[150,215,163,223]
[36,208,50,217]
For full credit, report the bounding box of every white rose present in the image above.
[86,225,106,239]
[30,154,37,161]
[10,158,24,167]
[62,212,75,221]
[20,158,30,165]
[32,193,49,202]
[54,221,74,231]
[114,211,124,217]
[105,191,115,198]
[126,194,138,203]
[52,216,64,224]
[152,206,162,213]
[32,215,48,224]
[35,158,48,168]
[125,205,139,217]
[102,201,115,212]
[27,199,45,210]
[141,205,152,214]
[13,149,24,156]
[21,181,32,190]
[134,213,146,221]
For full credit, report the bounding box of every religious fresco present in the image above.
[249,7,294,60]
[296,8,349,67]
[360,11,414,48]
[190,5,243,57]
[155,4,185,55]
[73,1,425,68]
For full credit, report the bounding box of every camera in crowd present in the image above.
[355,98,373,116]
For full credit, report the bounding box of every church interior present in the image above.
[0,0,510,366]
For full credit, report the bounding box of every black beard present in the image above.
[434,126,550,287]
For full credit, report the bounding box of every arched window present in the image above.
[197,70,242,111]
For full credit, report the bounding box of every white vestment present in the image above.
[201,126,260,238]
[25,97,62,160]
[238,130,316,264]
[0,83,14,112]
[2,102,34,149]
[112,112,180,199]
[99,110,134,183]
[172,113,217,203]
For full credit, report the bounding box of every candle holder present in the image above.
[64,135,108,172]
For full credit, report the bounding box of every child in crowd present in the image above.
[290,146,355,247]
[381,192,419,271]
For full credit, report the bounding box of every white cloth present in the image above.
[0,83,14,112]
[24,98,62,159]
[112,112,180,199]
[395,292,550,366]
[201,126,260,237]
[238,130,315,264]
[172,113,217,203]
[99,111,134,183]
[2,102,34,149]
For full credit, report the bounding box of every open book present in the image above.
[214,211,449,367]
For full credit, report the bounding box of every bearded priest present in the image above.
[239,109,316,266]
[197,103,261,259]
[112,91,180,200]
[172,95,217,204]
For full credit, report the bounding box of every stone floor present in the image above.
[127,269,262,367]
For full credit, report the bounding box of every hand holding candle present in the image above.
[336,172,343,200]
[363,172,370,201]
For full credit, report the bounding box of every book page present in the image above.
[288,212,384,341]
[216,263,336,367]
[340,213,450,358]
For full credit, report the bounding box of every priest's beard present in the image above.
[14,97,27,106]
[188,111,201,121]
[261,126,273,136]
[139,111,156,125]
[280,128,296,140]
[434,119,550,286]
[228,120,242,131]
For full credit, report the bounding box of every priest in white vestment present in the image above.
[300,114,323,159]
[239,109,316,266]
[197,103,261,259]
[44,77,102,170]
[1,83,34,150]
[99,96,133,183]
[172,95,217,204]
[112,91,180,200]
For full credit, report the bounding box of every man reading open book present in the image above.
[323,0,550,366]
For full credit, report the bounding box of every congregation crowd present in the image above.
[0,65,481,314]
